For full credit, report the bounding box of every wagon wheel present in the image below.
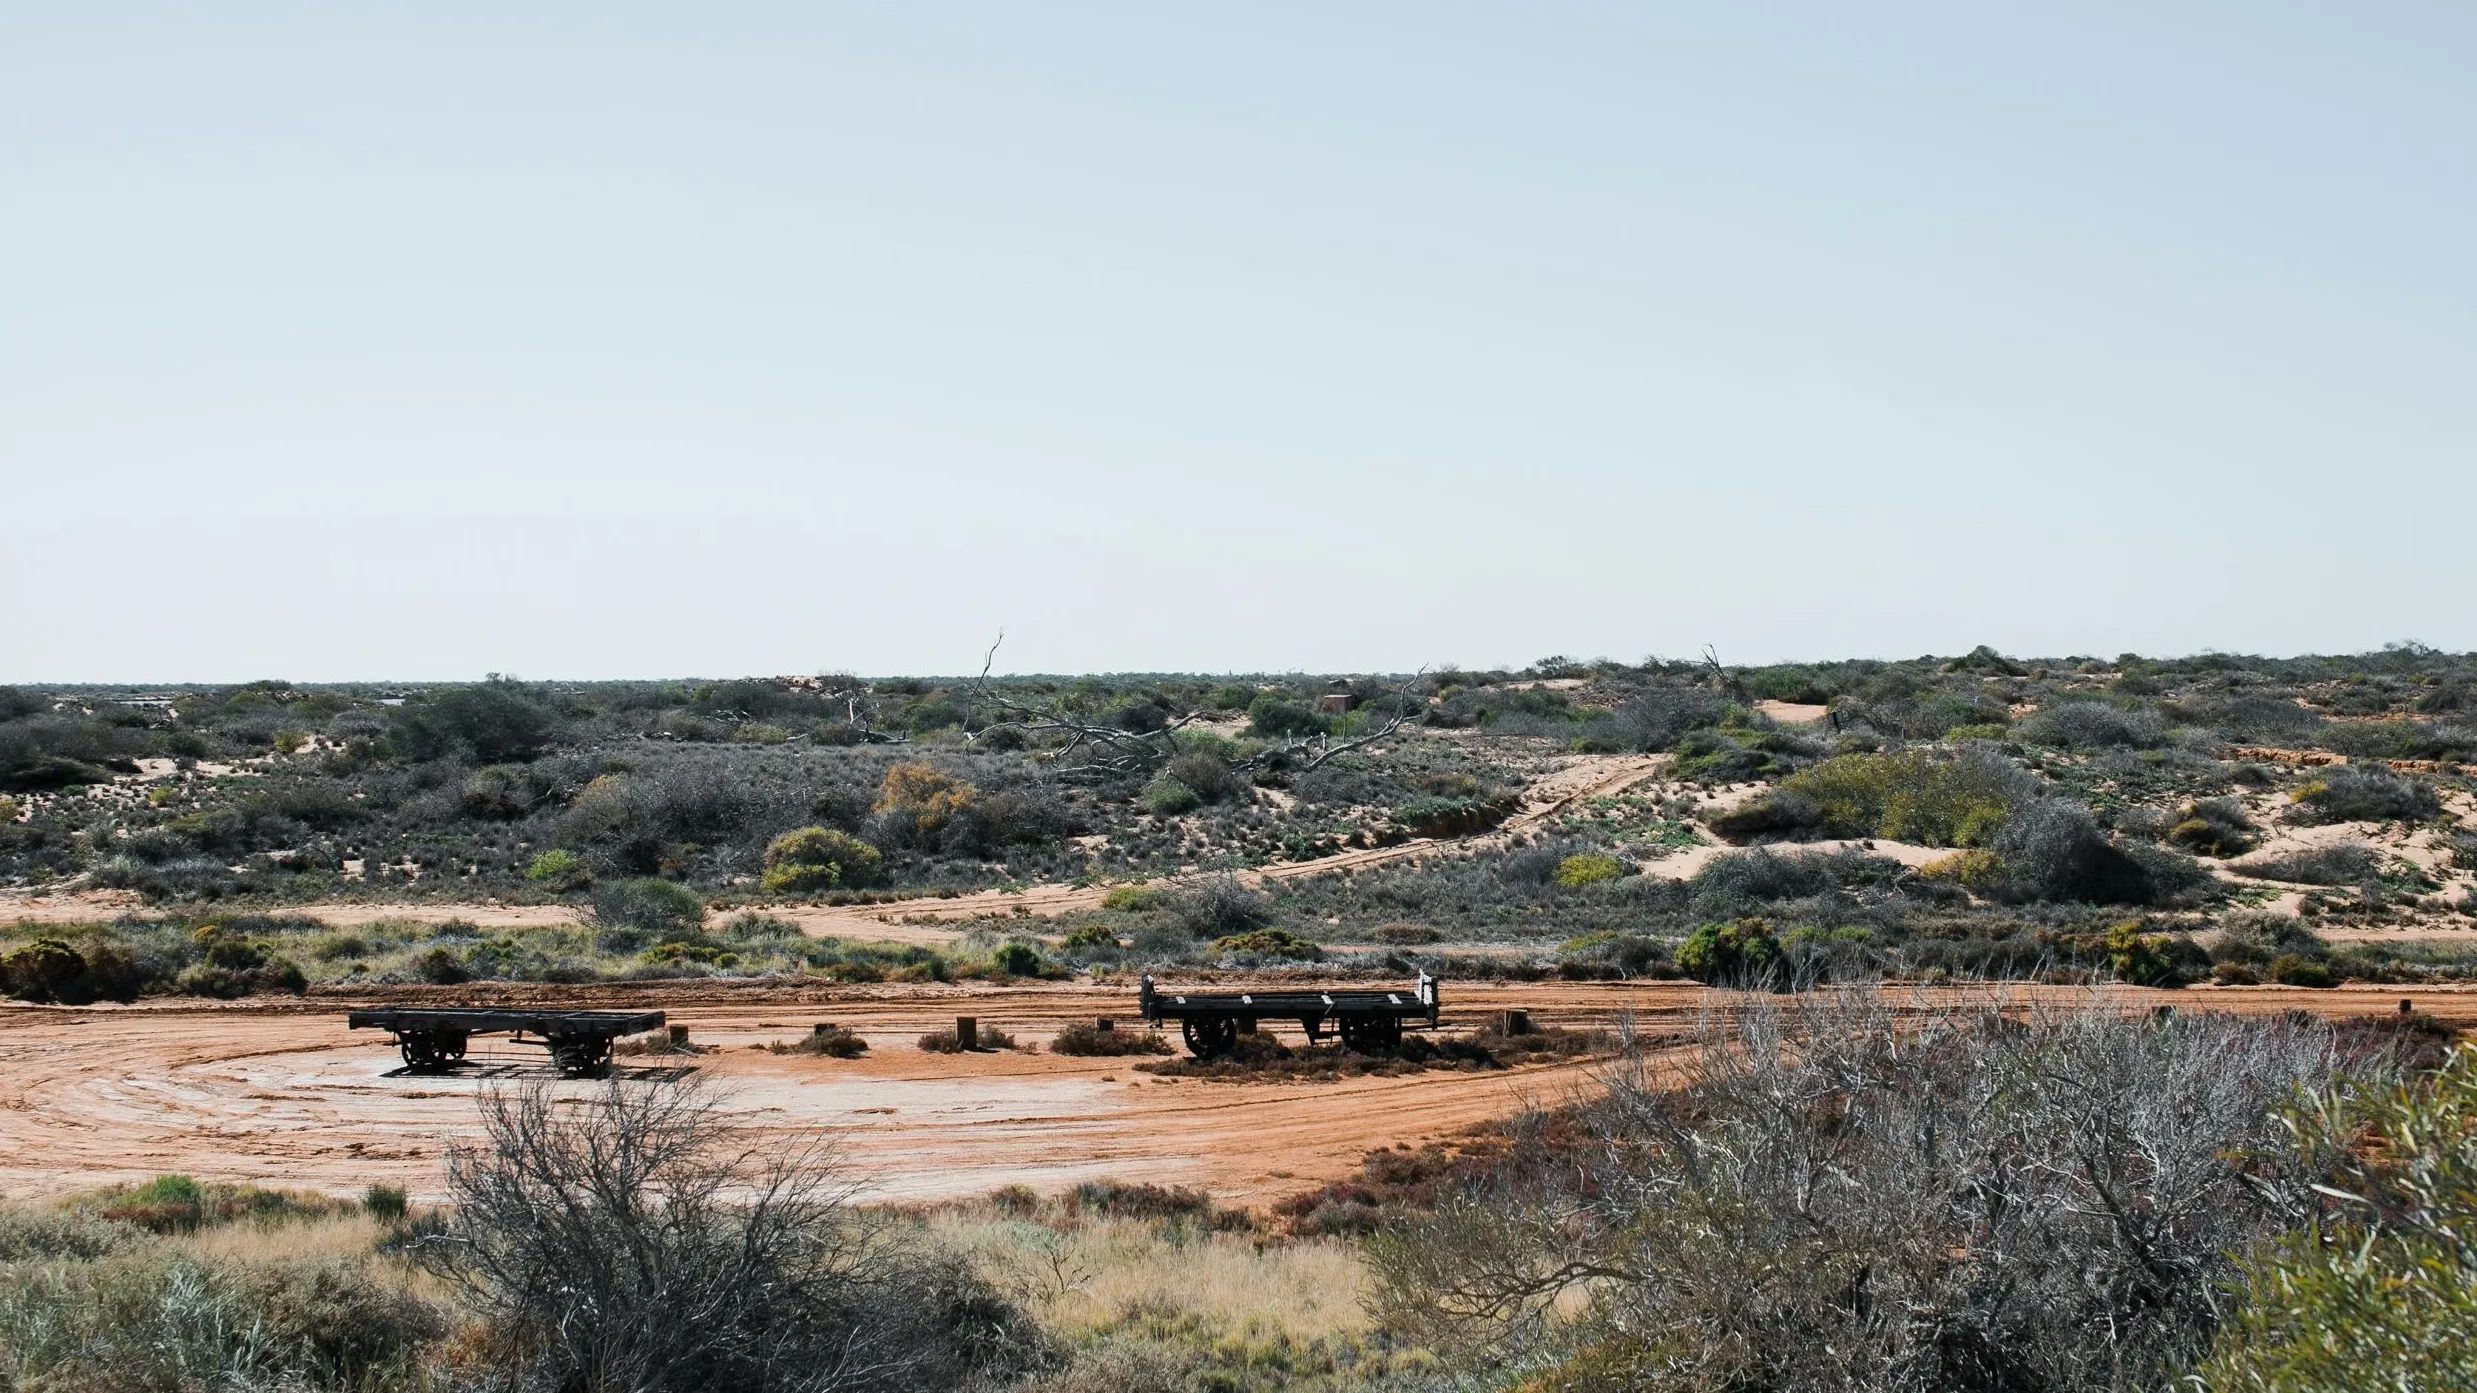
[438,1031,469,1063]
[1339,1017,1401,1056]
[1180,1017,1239,1060]
[399,1031,448,1072]
[550,1037,613,1078]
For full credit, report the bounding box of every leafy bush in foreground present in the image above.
[2202,1048,2477,1391]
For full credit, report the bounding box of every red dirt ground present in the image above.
[6,978,2470,1210]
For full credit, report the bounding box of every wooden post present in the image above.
[667,1025,690,1047]
[2401,998,2416,1016]
[1497,1009,1531,1036]
[955,1016,978,1051]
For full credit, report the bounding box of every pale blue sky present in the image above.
[6,3,2472,681]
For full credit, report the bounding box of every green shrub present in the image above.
[524,847,588,886]
[1099,884,1168,912]
[592,877,704,935]
[989,941,1044,977]
[413,945,472,985]
[2100,920,2183,987]
[175,928,307,998]
[1059,922,1122,952]
[1707,791,1826,843]
[2201,1049,2477,1390]
[361,1184,408,1222]
[1776,750,2030,847]
[760,826,883,893]
[383,677,557,763]
[1675,918,1782,986]
[2268,954,2338,988]
[1247,693,1329,737]
[1138,776,1202,816]
[1553,853,1625,889]
[1162,751,1242,803]
[1208,927,1324,960]
[644,940,736,967]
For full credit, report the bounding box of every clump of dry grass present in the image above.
[929,1179,1439,1391]
[1048,1021,1171,1056]
[765,1023,870,1057]
[919,1023,1029,1053]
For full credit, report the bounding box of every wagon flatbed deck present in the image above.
[1138,974,1440,1058]
[347,1007,664,1077]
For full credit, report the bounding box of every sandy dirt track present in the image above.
[7,978,2474,1211]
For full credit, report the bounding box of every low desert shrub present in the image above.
[1707,790,1825,843]
[1210,927,1324,960]
[1168,876,1270,939]
[175,927,307,998]
[591,877,704,935]
[760,826,883,893]
[1552,853,1624,889]
[2235,844,2379,886]
[1773,749,2033,847]
[1137,776,1202,816]
[2289,765,2440,824]
[770,1024,870,1057]
[1098,884,1168,912]
[0,1246,447,1390]
[1,935,145,1004]
[2017,700,2168,750]
[525,848,586,884]
[2166,796,2257,857]
[1674,917,1781,986]
[1247,693,1330,738]
[2269,954,2339,988]
[872,762,978,844]
[1049,1021,1173,1056]
[989,941,1046,977]
[919,1024,1024,1053]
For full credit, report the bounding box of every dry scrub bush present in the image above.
[1049,1022,1172,1056]
[429,1077,1035,1393]
[1369,988,2362,1393]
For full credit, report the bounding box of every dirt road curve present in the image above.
[6,977,2470,1210]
